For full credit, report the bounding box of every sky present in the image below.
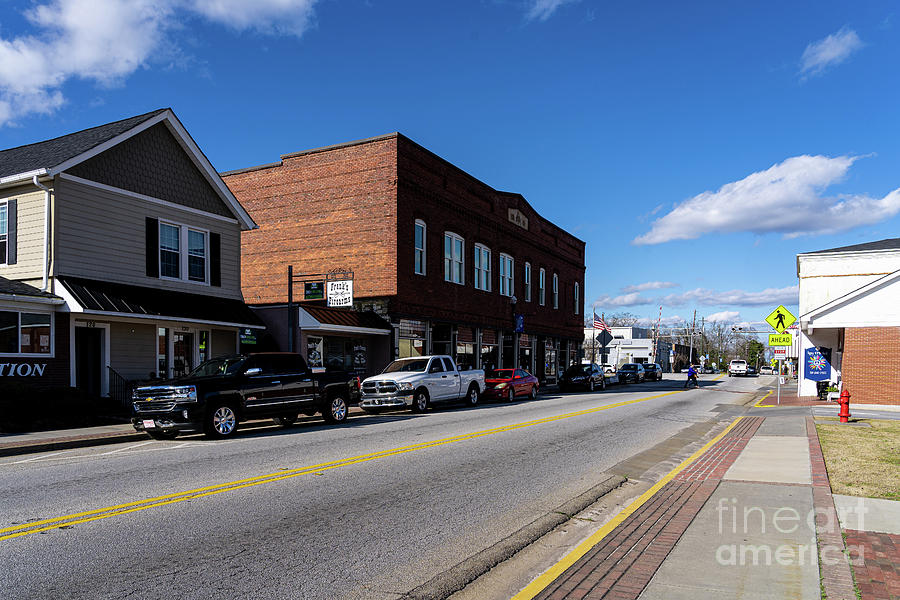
[1,0,898,332]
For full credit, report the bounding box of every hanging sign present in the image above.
[804,347,832,381]
[326,280,353,307]
[304,282,324,300]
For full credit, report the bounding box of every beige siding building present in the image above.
[0,109,262,402]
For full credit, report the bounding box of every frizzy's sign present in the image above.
[0,363,47,377]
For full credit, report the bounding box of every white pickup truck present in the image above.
[728,359,748,377]
[360,355,485,412]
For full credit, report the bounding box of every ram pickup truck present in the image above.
[359,355,484,412]
[131,352,359,439]
[728,359,748,377]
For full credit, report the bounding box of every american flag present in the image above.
[593,313,611,332]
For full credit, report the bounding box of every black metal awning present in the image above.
[59,276,265,329]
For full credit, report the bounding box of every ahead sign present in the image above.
[768,333,792,346]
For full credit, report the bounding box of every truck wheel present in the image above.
[205,404,238,438]
[323,394,349,424]
[273,414,297,427]
[147,430,179,441]
[465,385,480,407]
[411,389,429,413]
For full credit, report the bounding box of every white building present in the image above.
[583,326,671,370]
[797,238,900,407]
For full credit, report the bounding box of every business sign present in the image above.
[0,363,47,376]
[326,279,353,307]
[239,328,257,345]
[804,347,832,381]
[304,282,324,300]
[768,333,792,346]
[765,305,796,334]
[514,314,524,333]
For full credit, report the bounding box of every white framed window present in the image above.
[160,221,209,284]
[474,244,491,291]
[539,268,546,306]
[414,220,426,275]
[552,273,559,309]
[0,310,53,357]
[574,282,580,314]
[499,253,514,297]
[524,262,532,302]
[0,201,8,265]
[444,232,464,285]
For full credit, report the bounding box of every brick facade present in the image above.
[841,327,900,406]
[223,133,585,340]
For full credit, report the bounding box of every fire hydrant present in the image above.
[838,389,851,423]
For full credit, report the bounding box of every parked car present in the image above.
[601,364,616,374]
[131,352,359,439]
[747,366,757,376]
[759,365,774,375]
[482,368,539,402]
[559,363,606,392]
[642,363,663,381]
[728,359,748,377]
[618,363,646,383]
[359,355,484,412]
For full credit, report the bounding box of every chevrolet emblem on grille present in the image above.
[144,397,153,402]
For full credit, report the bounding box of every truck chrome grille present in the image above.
[133,400,177,412]
[362,381,399,395]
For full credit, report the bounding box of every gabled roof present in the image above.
[0,109,166,180]
[0,109,256,230]
[800,237,900,255]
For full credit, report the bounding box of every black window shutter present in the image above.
[210,232,221,287]
[145,217,159,278]
[6,199,16,265]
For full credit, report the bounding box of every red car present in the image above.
[482,368,540,402]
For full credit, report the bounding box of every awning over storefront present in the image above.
[297,305,391,335]
[0,276,65,305]
[58,276,265,329]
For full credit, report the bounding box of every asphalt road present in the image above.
[0,373,769,600]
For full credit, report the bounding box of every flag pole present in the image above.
[591,304,597,365]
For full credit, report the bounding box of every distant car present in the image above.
[601,364,615,374]
[559,363,606,392]
[642,363,663,381]
[618,363,646,383]
[747,366,757,376]
[483,368,539,402]
[759,365,774,375]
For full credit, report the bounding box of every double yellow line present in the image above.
[1,390,683,542]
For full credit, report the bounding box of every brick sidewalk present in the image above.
[844,530,900,600]
[533,417,763,600]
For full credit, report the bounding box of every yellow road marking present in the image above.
[511,416,745,600]
[1,390,685,542]
[755,390,775,407]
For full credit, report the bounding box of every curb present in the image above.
[0,432,148,457]
[400,474,627,600]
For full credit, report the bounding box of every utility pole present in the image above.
[688,309,696,367]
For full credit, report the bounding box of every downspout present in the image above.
[32,175,52,292]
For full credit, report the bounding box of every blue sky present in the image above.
[2,0,898,329]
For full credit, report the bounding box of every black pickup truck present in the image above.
[131,352,359,439]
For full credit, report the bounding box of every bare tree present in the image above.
[603,311,640,326]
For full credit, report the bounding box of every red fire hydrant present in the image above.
[838,389,851,423]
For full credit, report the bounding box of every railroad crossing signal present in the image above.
[765,305,796,334]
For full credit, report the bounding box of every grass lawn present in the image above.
[816,418,900,501]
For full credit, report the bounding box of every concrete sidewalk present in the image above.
[517,410,897,600]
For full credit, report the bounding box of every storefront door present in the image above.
[173,332,195,377]
[75,327,103,397]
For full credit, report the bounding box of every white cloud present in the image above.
[525,0,579,21]
[662,286,799,307]
[633,155,900,245]
[706,311,741,323]
[0,0,317,126]
[591,292,653,307]
[621,281,679,293]
[800,27,863,78]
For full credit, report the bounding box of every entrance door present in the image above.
[75,328,103,397]
[173,332,195,377]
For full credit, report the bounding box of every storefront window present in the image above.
[399,319,427,358]
[173,331,194,377]
[501,332,515,368]
[307,336,324,370]
[480,329,498,371]
[157,328,168,377]
[0,311,52,355]
[432,323,452,357]
[544,339,558,378]
[198,330,210,364]
[518,334,533,374]
[456,343,475,370]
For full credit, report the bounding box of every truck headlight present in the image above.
[173,385,197,401]
[397,382,415,391]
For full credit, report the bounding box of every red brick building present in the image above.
[222,133,586,382]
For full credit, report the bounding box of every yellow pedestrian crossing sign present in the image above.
[765,305,796,334]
